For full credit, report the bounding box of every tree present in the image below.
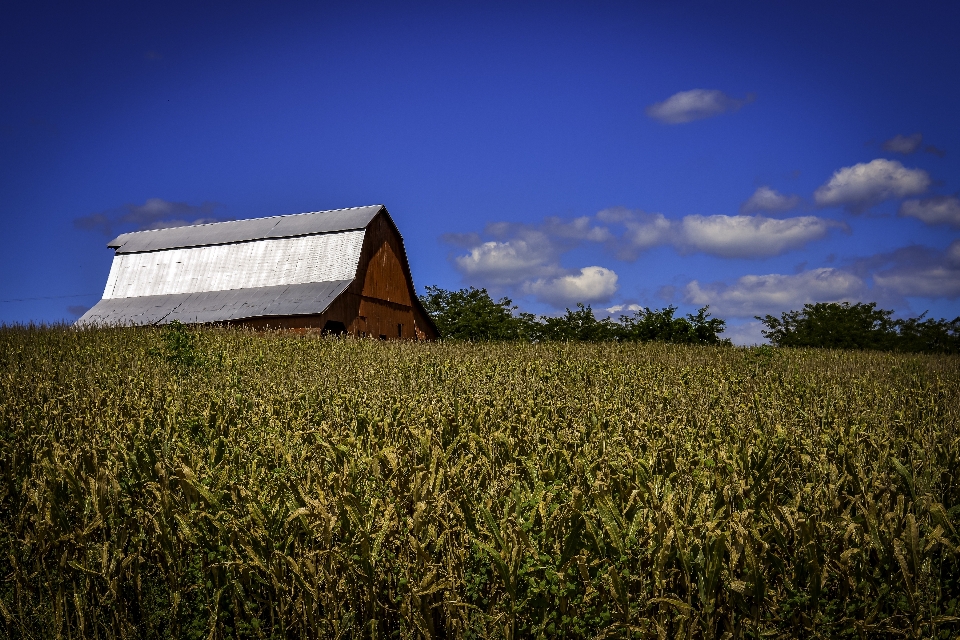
[756,302,960,353]
[420,286,734,345]
[534,304,619,342]
[618,305,730,345]
[419,286,535,341]
[757,302,897,350]
[889,313,960,354]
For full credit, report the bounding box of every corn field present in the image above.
[0,325,958,639]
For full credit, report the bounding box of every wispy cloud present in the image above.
[447,206,842,307]
[596,209,672,255]
[898,196,960,227]
[450,217,618,307]
[881,132,946,157]
[739,186,801,214]
[677,214,840,258]
[599,208,842,259]
[645,89,755,124]
[681,240,960,318]
[813,159,930,213]
[882,133,923,154]
[452,216,613,289]
[74,198,223,237]
[684,268,866,318]
[866,240,960,299]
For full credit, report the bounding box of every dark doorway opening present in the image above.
[322,320,347,336]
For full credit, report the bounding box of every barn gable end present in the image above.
[76,205,438,339]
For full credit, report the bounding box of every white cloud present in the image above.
[525,266,619,307]
[870,240,960,299]
[813,159,930,213]
[676,215,842,258]
[685,268,866,317]
[882,133,923,155]
[605,303,642,314]
[739,186,801,214]
[682,240,960,321]
[449,207,841,309]
[601,209,840,259]
[899,196,960,227]
[616,211,674,254]
[873,267,960,299]
[448,217,619,307]
[454,239,558,286]
[645,89,754,124]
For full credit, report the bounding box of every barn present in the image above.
[75,204,438,340]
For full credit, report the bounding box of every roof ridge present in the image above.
[110,204,384,238]
[286,204,384,217]
[107,204,386,252]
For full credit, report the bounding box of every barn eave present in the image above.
[75,280,353,327]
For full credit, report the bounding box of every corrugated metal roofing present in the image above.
[103,230,365,299]
[75,281,353,327]
[107,204,383,254]
[73,205,428,329]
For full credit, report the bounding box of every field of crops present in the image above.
[1,325,958,639]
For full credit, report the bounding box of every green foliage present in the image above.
[1,325,959,638]
[758,302,960,353]
[618,305,730,345]
[534,303,619,342]
[896,312,960,354]
[420,286,535,341]
[421,286,730,345]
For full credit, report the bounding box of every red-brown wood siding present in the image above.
[232,211,438,340]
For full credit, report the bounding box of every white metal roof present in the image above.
[76,281,353,326]
[102,230,365,299]
[76,205,382,327]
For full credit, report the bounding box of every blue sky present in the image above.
[3,0,959,343]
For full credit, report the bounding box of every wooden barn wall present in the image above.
[234,212,438,340]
